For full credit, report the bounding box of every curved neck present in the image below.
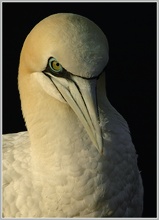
[19,72,85,172]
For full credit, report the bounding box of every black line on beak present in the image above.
[44,72,67,102]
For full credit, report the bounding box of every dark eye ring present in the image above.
[49,57,63,73]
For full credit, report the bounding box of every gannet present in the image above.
[3,13,143,217]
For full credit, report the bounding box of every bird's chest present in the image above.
[29,123,110,217]
[28,114,118,217]
[32,149,108,217]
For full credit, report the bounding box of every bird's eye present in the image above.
[49,57,63,73]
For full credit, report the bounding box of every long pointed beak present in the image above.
[52,75,103,154]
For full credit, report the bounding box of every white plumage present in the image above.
[3,13,143,217]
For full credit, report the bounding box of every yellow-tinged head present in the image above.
[19,13,108,77]
[18,13,109,154]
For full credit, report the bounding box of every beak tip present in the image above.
[94,137,104,155]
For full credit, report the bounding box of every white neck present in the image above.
[19,71,124,175]
[19,72,92,174]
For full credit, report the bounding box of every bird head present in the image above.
[18,13,109,154]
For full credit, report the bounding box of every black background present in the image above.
[2,2,157,217]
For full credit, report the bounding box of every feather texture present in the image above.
[3,13,143,217]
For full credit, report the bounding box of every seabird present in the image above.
[3,13,143,217]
